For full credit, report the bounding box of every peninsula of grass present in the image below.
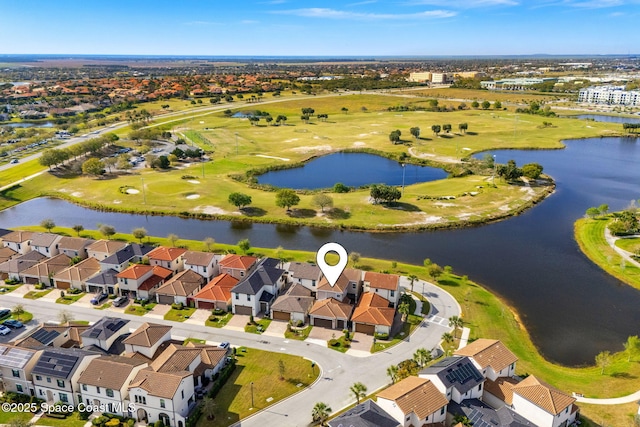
[0,93,622,232]
[23,289,52,299]
[574,217,640,290]
[197,347,318,427]
[164,306,196,322]
[11,226,638,425]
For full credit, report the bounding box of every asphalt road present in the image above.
[0,277,459,427]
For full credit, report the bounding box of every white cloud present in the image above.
[533,0,638,8]
[272,7,456,19]
[405,0,518,7]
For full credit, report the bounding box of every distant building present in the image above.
[407,72,432,83]
[578,85,640,106]
[481,77,557,91]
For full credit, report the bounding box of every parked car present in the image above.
[9,159,18,164]
[90,292,109,305]
[0,309,11,319]
[3,319,24,329]
[113,296,128,307]
[219,341,230,349]
[0,325,11,336]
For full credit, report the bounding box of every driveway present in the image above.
[263,320,288,338]
[306,326,335,346]
[184,309,210,326]
[223,314,250,331]
[74,293,98,308]
[346,332,373,355]
[7,284,33,297]
[39,288,61,303]
[144,303,171,319]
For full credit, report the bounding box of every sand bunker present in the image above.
[71,192,83,197]
[192,205,226,215]
[284,138,300,143]
[186,194,200,200]
[188,180,201,184]
[126,189,139,194]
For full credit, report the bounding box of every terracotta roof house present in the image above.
[191,273,239,311]
[510,375,578,427]
[57,236,95,259]
[128,368,194,427]
[100,244,154,272]
[0,345,42,396]
[123,323,173,360]
[316,268,362,302]
[86,239,127,260]
[78,356,148,417]
[419,356,485,404]
[351,293,395,336]
[483,376,520,409]
[0,250,46,281]
[116,264,172,299]
[230,258,285,317]
[377,376,449,427]
[30,232,63,257]
[287,262,322,293]
[85,268,119,294]
[363,271,400,307]
[53,257,101,290]
[33,348,100,405]
[147,246,187,273]
[0,246,17,264]
[455,339,518,381]
[270,283,315,324]
[309,297,354,330]
[183,250,219,281]
[20,253,71,286]
[219,254,257,280]
[1,230,34,255]
[81,317,130,353]
[328,399,400,427]
[154,269,204,305]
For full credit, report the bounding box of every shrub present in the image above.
[296,320,304,327]
[375,333,390,340]
[171,302,184,310]
[105,419,120,427]
[154,420,165,427]
[329,339,340,347]
[213,308,225,315]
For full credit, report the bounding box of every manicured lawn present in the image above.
[56,292,85,304]
[37,411,88,427]
[244,318,271,334]
[125,303,155,316]
[327,335,351,353]
[0,284,20,293]
[284,325,313,341]
[0,409,33,424]
[615,236,640,254]
[411,291,431,315]
[164,307,196,322]
[23,289,52,299]
[95,302,112,310]
[371,314,422,353]
[196,348,318,427]
[205,312,233,328]
[10,310,33,323]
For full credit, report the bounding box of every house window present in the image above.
[441,406,445,415]
[134,395,146,404]
[406,416,411,421]
[235,294,239,300]
[312,280,316,286]
[478,383,482,391]
[106,389,114,398]
[16,384,23,393]
[82,384,87,391]
[39,390,43,396]
[57,380,64,388]
[59,393,68,403]
[35,375,42,381]
[352,283,356,289]
[240,271,245,277]
[181,390,184,399]
[17,244,21,250]
[390,290,394,297]
[46,377,51,383]
[160,399,165,408]
[203,267,206,272]
[248,295,251,301]
[97,387,101,394]
[12,369,20,378]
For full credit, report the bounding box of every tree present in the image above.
[396,359,420,381]
[624,335,640,362]
[103,156,117,173]
[72,224,84,236]
[410,127,420,140]
[449,315,464,338]
[278,359,286,380]
[413,348,432,368]
[398,301,410,322]
[443,124,452,133]
[388,129,402,144]
[201,397,216,421]
[275,115,287,125]
[442,332,454,345]
[333,182,350,193]
[458,123,468,134]
[595,350,611,375]
[12,304,25,322]
[311,402,332,425]
[598,204,609,216]
[158,155,170,169]
[117,154,133,171]
[408,274,418,293]
[341,107,349,114]
[203,237,215,252]
[238,238,251,254]
[98,224,116,240]
[522,163,544,179]
[471,101,480,109]
[275,189,300,211]
[312,194,333,212]
[82,158,105,177]
[132,227,147,243]
[386,365,398,383]
[370,184,401,204]
[497,159,523,181]
[431,124,441,137]
[350,382,367,404]
[494,100,502,109]
[585,207,600,219]
[167,233,179,247]
[228,192,252,210]
[58,310,74,324]
[349,252,361,266]
[481,100,491,110]
[428,263,443,281]
[40,218,55,232]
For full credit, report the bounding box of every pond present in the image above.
[571,114,640,124]
[1,136,640,365]
[257,152,449,189]
[1,121,54,128]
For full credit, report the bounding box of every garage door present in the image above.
[336,319,345,330]
[355,323,375,335]
[25,277,39,285]
[312,317,333,329]
[157,294,175,305]
[234,305,253,315]
[272,311,290,321]
[196,300,215,310]
[56,281,71,289]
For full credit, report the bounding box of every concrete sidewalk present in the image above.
[575,388,640,405]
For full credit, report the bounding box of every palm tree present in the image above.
[413,348,432,368]
[311,402,332,425]
[408,274,418,293]
[386,365,398,384]
[201,397,216,421]
[442,332,454,346]
[449,315,464,338]
[398,301,410,322]
[350,382,367,404]
[203,237,215,252]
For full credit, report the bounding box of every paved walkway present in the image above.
[457,327,471,349]
[575,388,640,405]
[604,227,640,268]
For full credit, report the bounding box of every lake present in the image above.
[257,152,449,189]
[1,136,640,365]
[1,121,54,128]
[572,114,640,124]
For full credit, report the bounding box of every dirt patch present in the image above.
[290,145,332,152]
[71,191,83,197]
[193,205,227,215]
[384,213,444,227]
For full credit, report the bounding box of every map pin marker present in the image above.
[316,242,348,288]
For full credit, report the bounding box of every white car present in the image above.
[0,325,11,335]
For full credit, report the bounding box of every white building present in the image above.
[376,376,448,427]
[510,376,578,427]
[578,85,640,106]
[455,338,518,381]
[0,345,42,396]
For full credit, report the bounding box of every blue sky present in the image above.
[1,0,638,56]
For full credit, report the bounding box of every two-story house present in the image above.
[147,247,187,274]
[363,271,400,308]
[53,257,101,291]
[0,251,46,281]
[80,317,130,353]
[32,348,100,405]
[0,345,42,396]
[85,269,119,295]
[455,339,518,381]
[230,258,285,316]
[183,251,219,282]
[100,244,154,273]
[30,233,63,257]
[510,376,578,427]
[78,356,147,417]
[376,376,449,427]
[116,264,173,299]
[86,239,128,260]
[57,237,95,260]
[219,254,257,280]
[286,262,322,294]
[20,253,71,286]
[154,269,204,305]
[419,356,485,404]
[1,230,33,255]
[191,274,239,311]
[123,322,172,360]
[309,297,354,330]
[270,283,315,324]
[149,343,227,388]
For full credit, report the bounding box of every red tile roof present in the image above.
[147,247,187,262]
[219,254,257,270]
[364,271,400,291]
[351,293,395,326]
[192,274,238,302]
